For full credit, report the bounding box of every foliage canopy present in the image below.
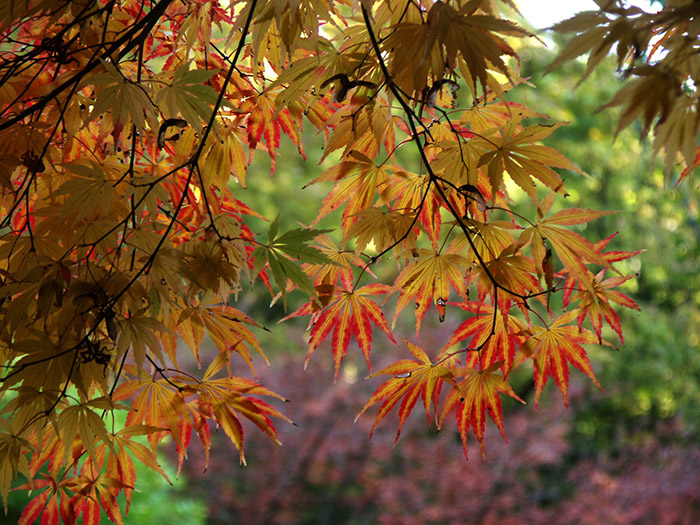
[0,0,696,522]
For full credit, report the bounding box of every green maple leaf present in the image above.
[251,215,333,307]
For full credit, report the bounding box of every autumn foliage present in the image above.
[0,0,695,523]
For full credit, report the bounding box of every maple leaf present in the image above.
[345,207,417,255]
[429,139,483,191]
[0,419,32,513]
[450,218,519,264]
[442,301,528,374]
[520,195,615,293]
[302,233,368,293]
[471,243,540,312]
[391,247,470,334]
[18,477,75,525]
[266,38,340,108]
[107,425,171,513]
[86,60,157,131]
[201,123,248,189]
[439,360,524,459]
[356,341,454,443]
[243,91,305,172]
[251,215,333,307]
[561,232,643,308]
[569,269,640,344]
[476,116,577,200]
[115,315,169,371]
[512,311,604,407]
[382,169,441,249]
[177,303,269,374]
[546,10,624,84]
[460,85,544,133]
[114,372,191,452]
[155,65,222,131]
[55,397,117,467]
[194,371,290,466]
[304,155,392,231]
[66,459,128,525]
[383,1,529,98]
[284,283,397,381]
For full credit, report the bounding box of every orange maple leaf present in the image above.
[513,311,604,407]
[439,360,524,459]
[382,169,442,249]
[570,269,639,344]
[391,248,469,334]
[561,234,642,343]
[196,376,289,465]
[114,372,190,452]
[305,155,391,231]
[477,116,576,200]
[471,243,540,313]
[243,91,305,172]
[18,477,74,525]
[107,425,171,512]
[442,301,528,374]
[521,198,615,293]
[356,341,454,443]
[284,283,397,381]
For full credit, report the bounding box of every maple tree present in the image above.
[1,0,693,522]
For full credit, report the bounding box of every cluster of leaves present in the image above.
[0,0,670,523]
[548,0,700,181]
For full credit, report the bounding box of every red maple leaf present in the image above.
[356,341,455,443]
[284,283,397,380]
[442,301,528,373]
[512,311,604,407]
[439,360,524,458]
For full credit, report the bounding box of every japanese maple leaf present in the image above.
[304,155,391,231]
[302,233,368,293]
[177,304,268,374]
[391,248,469,334]
[512,311,604,407]
[439,361,524,459]
[559,234,641,344]
[244,91,305,172]
[356,341,455,443]
[114,371,190,452]
[284,283,397,381]
[569,269,640,344]
[18,477,75,525]
[594,232,645,265]
[381,169,441,250]
[520,196,615,293]
[65,458,129,525]
[562,232,642,303]
[106,425,172,512]
[451,218,520,266]
[476,116,578,200]
[442,301,528,374]
[471,243,540,313]
[196,376,289,465]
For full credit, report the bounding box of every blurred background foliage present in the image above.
[9,17,700,525]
